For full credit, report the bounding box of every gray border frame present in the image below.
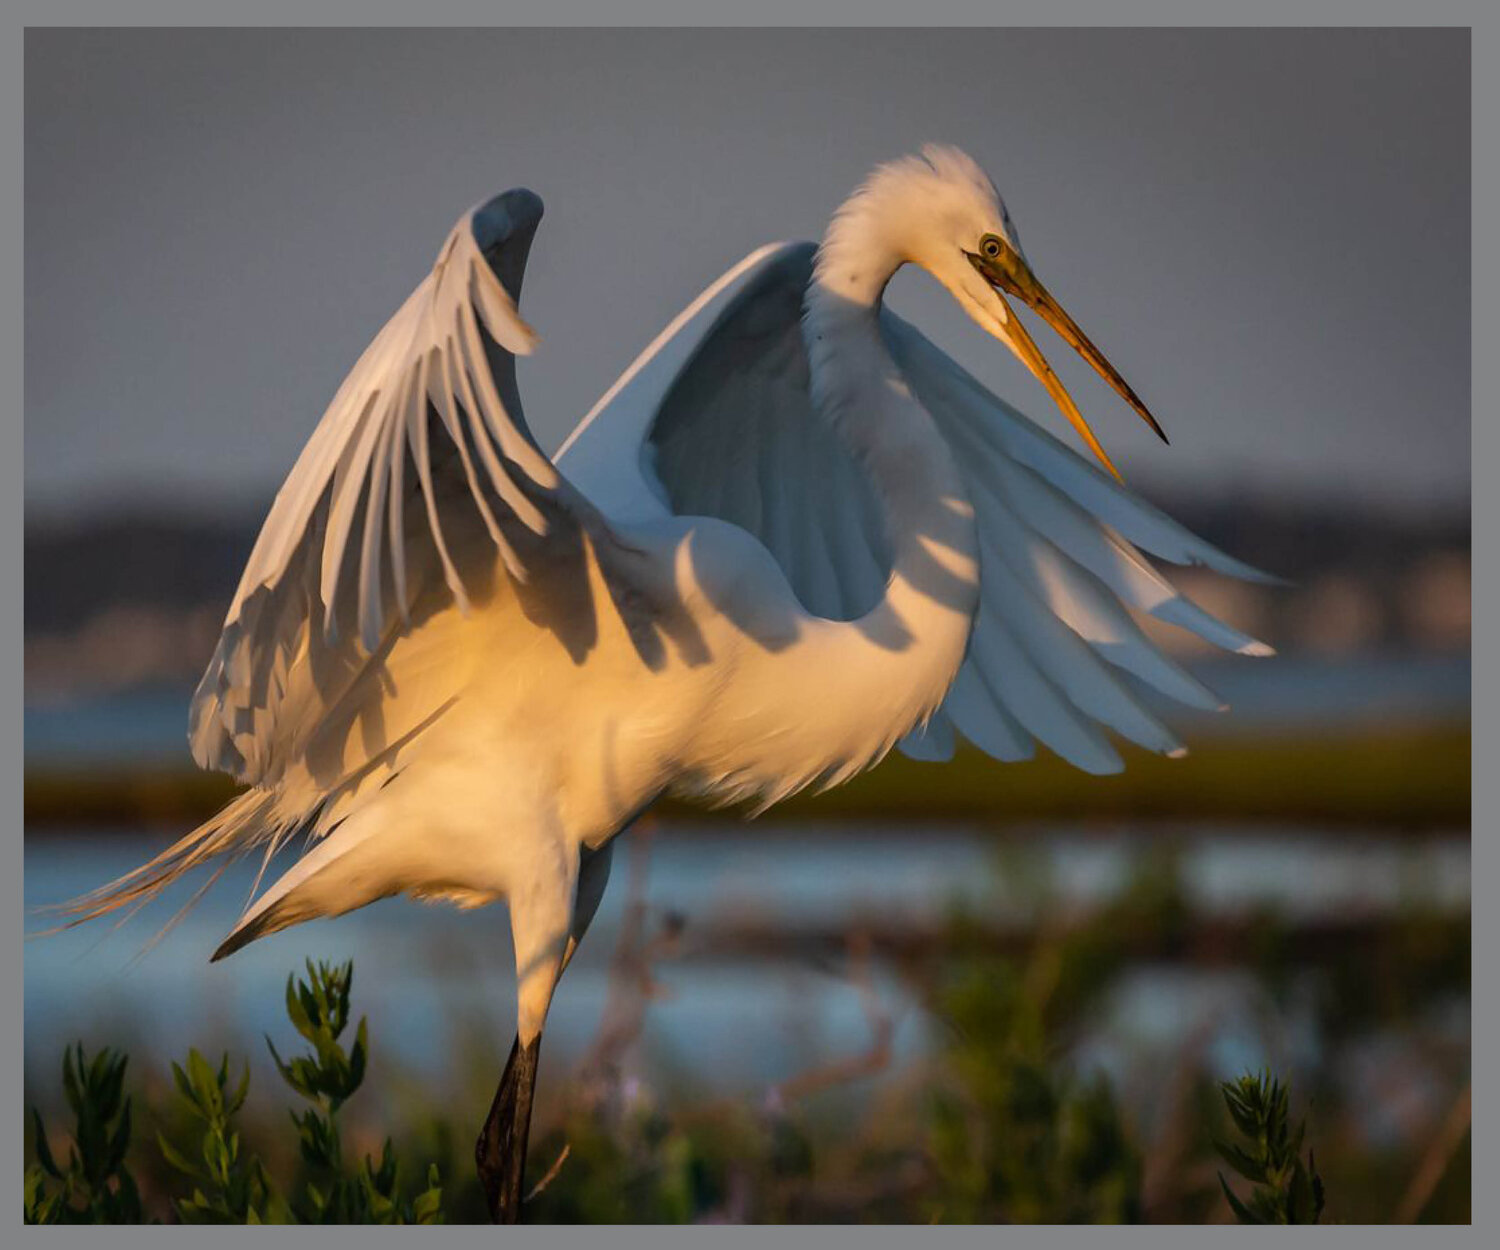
[10,6,1485,1246]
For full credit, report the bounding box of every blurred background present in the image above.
[25,28,1468,1222]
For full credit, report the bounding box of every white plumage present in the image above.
[68,145,1272,1220]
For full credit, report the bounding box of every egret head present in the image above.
[842,145,1167,479]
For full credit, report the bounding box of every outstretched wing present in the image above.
[190,189,574,783]
[883,310,1275,773]
[560,241,1272,775]
[559,241,891,622]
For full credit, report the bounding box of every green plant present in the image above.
[925,939,1142,1222]
[157,1049,289,1222]
[28,959,445,1224]
[1215,1071,1325,1224]
[26,1043,144,1224]
[262,959,444,1223]
[916,853,1187,1225]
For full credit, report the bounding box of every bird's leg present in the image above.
[475,839,616,1223]
[476,1033,541,1223]
[477,920,565,1226]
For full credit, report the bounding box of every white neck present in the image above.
[782,199,980,780]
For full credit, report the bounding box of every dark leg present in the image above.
[474,840,613,1223]
[476,1032,542,1224]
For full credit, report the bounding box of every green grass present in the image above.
[774,719,1470,829]
[24,720,1470,831]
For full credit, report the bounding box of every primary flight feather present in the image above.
[66,145,1272,1221]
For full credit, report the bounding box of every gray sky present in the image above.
[25,28,1469,520]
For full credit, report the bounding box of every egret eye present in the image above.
[980,234,1004,259]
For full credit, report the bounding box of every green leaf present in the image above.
[87,1049,125,1124]
[156,1129,201,1179]
[349,1018,369,1093]
[180,1056,215,1125]
[229,1060,252,1115]
[284,974,314,1040]
[265,1037,298,1095]
[259,1180,296,1225]
[1219,1173,1264,1225]
[204,1129,231,1184]
[170,1059,196,1107]
[31,1108,61,1179]
[109,1168,144,1223]
[1287,1161,1315,1224]
[1288,1115,1306,1159]
[61,1043,84,1117]
[107,1097,134,1173]
[412,1163,444,1224]
[413,1193,444,1222]
[25,1164,62,1225]
[1213,1139,1269,1185]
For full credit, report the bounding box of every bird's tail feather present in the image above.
[40,788,289,945]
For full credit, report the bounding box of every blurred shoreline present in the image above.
[25,493,1470,835]
[25,717,1470,833]
[23,492,1471,700]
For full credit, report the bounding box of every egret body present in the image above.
[69,147,1271,1221]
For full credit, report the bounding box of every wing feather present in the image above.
[898,710,957,762]
[995,458,1271,656]
[968,609,1124,774]
[978,533,1184,756]
[940,413,1224,710]
[881,307,1271,768]
[320,391,385,628]
[426,343,509,564]
[449,341,523,551]
[454,311,554,527]
[357,396,399,650]
[942,664,1034,762]
[625,242,894,623]
[941,347,1279,584]
[818,452,888,617]
[191,189,576,782]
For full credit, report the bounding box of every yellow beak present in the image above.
[969,245,1168,482]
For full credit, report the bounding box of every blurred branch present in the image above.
[1393,1080,1470,1224]
[523,1143,571,1204]
[1141,1012,1223,1220]
[769,928,895,1106]
[576,819,685,1110]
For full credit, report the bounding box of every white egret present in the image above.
[67,145,1272,1221]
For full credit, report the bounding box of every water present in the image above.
[25,822,1469,1102]
[23,650,1472,1117]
